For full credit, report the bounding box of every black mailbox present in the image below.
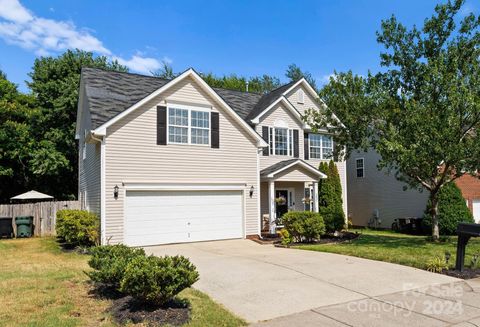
[455,223,480,272]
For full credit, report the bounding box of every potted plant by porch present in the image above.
[275,196,287,205]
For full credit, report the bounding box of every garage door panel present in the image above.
[125,190,244,246]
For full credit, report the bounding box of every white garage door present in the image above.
[473,199,480,223]
[125,190,243,246]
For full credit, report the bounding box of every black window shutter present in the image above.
[157,106,167,145]
[262,126,269,156]
[211,112,220,148]
[293,129,299,158]
[304,132,309,160]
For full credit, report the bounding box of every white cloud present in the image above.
[0,0,166,74]
[114,55,162,74]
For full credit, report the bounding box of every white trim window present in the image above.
[269,127,294,156]
[309,134,333,159]
[356,158,365,178]
[191,110,209,144]
[167,105,210,145]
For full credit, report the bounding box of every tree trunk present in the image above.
[430,193,440,240]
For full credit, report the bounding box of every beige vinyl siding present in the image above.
[104,77,259,243]
[275,166,320,182]
[347,149,428,228]
[78,87,101,216]
[285,84,320,116]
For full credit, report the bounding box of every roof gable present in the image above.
[82,68,268,147]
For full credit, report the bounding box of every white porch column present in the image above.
[313,181,319,213]
[268,180,276,234]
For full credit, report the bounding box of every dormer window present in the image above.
[298,89,305,104]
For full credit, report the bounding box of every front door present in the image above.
[275,190,289,220]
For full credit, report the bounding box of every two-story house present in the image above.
[347,149,480,228]
[76,67,347,246]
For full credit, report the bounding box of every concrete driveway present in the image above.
[146,239,470,324]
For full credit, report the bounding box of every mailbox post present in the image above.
[455,223,480,272]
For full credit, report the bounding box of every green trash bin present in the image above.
[15,216,33,237]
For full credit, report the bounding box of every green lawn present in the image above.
[295,229,480,270]
[0,237,245,327]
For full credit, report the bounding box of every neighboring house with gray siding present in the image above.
[76,67,347,246]
[347,149,429,229]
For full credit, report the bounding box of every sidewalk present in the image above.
[252,278,480,327]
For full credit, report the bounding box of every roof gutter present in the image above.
[87,131,104,143]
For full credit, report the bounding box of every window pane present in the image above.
[356,159,364,168]
[168,126,188,143]
[191,111,209,128]
[321,135,333,159]
[191,128,209,144]
[289,129,293,156]
[169,108,188,126]
[275,128,288,155]
[357,168,364,178]
[309,134,321,159]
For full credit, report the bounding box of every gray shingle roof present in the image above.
[245,81,296,121]
[81,67,294,129]
[260,159,320,177]
[82,68,169,129]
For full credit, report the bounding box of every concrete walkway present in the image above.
[146,239,474,324]
[253,279,480,326]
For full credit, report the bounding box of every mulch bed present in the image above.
[90,284,190,326]
[443,268,480,280]
[274,231,360,247]
[110,296,190,326]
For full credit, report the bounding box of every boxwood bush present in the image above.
[56,209,99,246]
[120,255,199,306]
[282,211,325,243]
[87,244,145,288]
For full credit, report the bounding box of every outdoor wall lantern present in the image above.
[249,185,254,198]
[113,185,119,199]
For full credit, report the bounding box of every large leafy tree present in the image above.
[285,63,317,91]
[306,0,480,239]
[153,63,285,94]
[27,50,127,199]
[0,71,48,202]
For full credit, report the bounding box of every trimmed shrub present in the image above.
[319,161,346,233]
[120,255,199,306]
[87,244,145,288]
[423,182,474,235]
[56,209,99,246]
[282,211,325,243]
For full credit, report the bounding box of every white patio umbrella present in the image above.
[10,190,53,201]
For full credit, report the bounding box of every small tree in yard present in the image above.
[423,182,474,235]
[318,160,345,232]
[305,0,480,240]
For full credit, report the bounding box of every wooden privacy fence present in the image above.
[0,201,80,236]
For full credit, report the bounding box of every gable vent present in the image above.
[298,89,305,104]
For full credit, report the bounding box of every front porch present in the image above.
[259,159,327,234]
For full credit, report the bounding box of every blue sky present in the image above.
[0,0,477,92]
